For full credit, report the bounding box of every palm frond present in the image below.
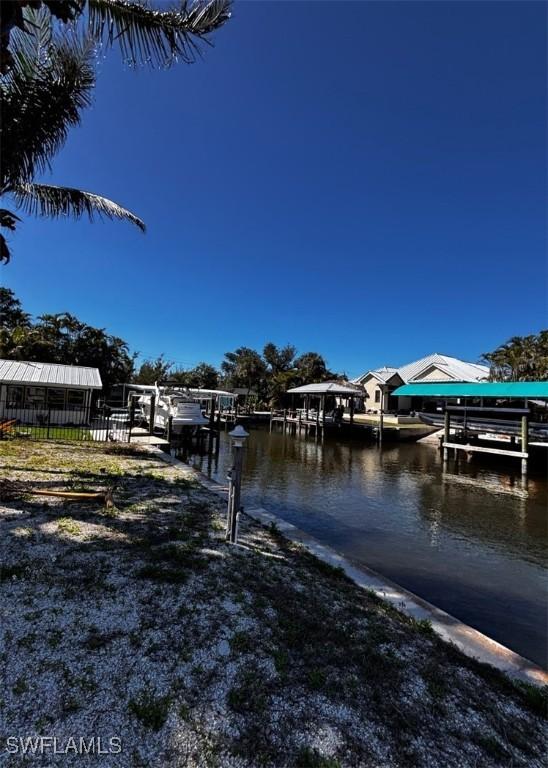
[87,0,231,67]
[0,8,95,189]
[12,183,146,232]
[0,233,10,264]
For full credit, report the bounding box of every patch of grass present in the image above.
[412,618,434,636]
[302,551,349,584]
[273,649,289,675]
[17,632,36,649]
[513,681,548,719]
[128,689,171,731]
[472,732,510,762]
[229,631,253,654]
[227,669,268,715]
[295,747,341,768]
[57,517,82,536]
[12,677,28,695]
[83,628,117,651]
[0,563,26,582]
[135,563,188,584]
[307,669,326,691]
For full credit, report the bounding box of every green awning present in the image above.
[391,381,548,399]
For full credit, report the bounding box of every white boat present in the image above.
[138,385,208,433]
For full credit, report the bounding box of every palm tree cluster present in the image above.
[0,287,135,390]
[0,0,231,262]
[482,331,548,381]
[132,344,341,406]
[220,343,340,407]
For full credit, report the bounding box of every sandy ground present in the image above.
[0,439,546,768]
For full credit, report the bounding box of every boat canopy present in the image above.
[287,382,364,396]
[391,381,548,399]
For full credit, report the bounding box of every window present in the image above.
[47,388,66,410]
[67,389,85,409]
[25,386,46,408]
[6,386,24,408]
[374,389,381,403]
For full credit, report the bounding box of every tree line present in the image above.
[0,288,339,404]
[2,288,546,402]
[482,332,548,382]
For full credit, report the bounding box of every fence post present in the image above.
[47,408,51,440]
[128,397,135,443]
[149,394,156,436]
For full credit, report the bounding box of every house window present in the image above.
[375,389,381,403]
[6,386,24,408]
[67,390,86,409]
[25,386,46,408]
[47,388,66,410]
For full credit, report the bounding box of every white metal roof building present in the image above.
[354,353,489,386]
[0,359,102,423]
[0,359,102,389]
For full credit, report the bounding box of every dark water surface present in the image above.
[185,427,548,667]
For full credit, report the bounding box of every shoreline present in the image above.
[150,447,548,687]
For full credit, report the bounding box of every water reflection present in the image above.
[184,427,548,667]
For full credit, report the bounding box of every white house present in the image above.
[0,359,102,425]
[354,353,489,413]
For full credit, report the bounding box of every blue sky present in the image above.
[3,0,546,378]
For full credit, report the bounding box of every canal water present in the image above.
[185,427,548,668]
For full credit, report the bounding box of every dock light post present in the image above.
[226,424,249,544]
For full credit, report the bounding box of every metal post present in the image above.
[225,468,234,540]
[149,394,156,436]
[443,409,450,461]
[166,415,173,445]
[230,445,243,543]
[47,408,51,440]
[521,413,528,476]
[350,396,354,426]
[378,388,384,445]
[128,396,135,443]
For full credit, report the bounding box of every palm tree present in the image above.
[0,10,145,263]
[1,0,232,73]
[0,0,231,262]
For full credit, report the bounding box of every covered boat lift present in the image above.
[392,381,548,475]
[272,381,365,438]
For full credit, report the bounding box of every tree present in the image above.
[0,10,144,263]
[294,351,332,383]
[133,355,172,384]
[1,0,231,74]
[0,287,31,328]
[0,1,231,261]
[170,362,219,389]
[482,331,548,381]
[0,297,135,390]
[221,347,267,394]
[263,342,296,375]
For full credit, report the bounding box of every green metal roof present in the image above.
[391,381,548,399]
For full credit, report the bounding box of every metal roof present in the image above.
[0,359,102,389]
[287,382,364,396]
[398,353,489,383]
[391,382,548,399]
[355,353,489,385]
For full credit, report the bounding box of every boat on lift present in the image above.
[138,384,208,434]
